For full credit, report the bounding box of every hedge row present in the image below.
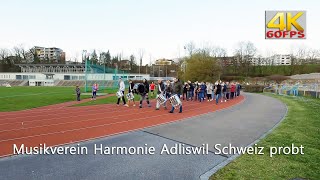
[243,85,265,93]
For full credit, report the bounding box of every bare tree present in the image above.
[290,46,307,65]
[0,48,13,66]
[296,47,306,64]
[265,49,276,65]
[28,47,40,63]
[244,41,257,59]
[306,48,320,64]
[212,46,227,57]
[233,41,257,77]
[0,48,10,61]
[199,42,212,56]
[184,41,196,56]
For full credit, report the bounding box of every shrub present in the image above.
[243,85,265,93]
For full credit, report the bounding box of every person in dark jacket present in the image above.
[199,82,206,102]
[221,82,227,103]
[183,82,188,100]
[139,78,151,108]
[165,80,173,98]
[236,82,241,96]
[194,81,199,101]
[75,86,81,101]
[155,79,167,110]
[169,78,182,113]
[215,81,222,105]
[187,80,194,101]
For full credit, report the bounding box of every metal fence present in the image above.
[263,83,320,98]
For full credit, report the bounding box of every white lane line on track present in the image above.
[0,98,245,143]
[0,98,213,125]
[0,95,147,119]
[0,97,244,128]
[0,101,208,132]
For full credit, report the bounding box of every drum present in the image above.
[157,94,167,105]
[169,94,182,107]
[116,91,123,98]
[126,93,134,100]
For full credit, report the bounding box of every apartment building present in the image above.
[29,46,66,63]
[271,54,292,65]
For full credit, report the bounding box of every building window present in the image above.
[71,76,78,80]
[64,75,70,80]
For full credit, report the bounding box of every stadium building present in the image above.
[0,64,150,88]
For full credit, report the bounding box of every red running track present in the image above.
[0,95,245,157]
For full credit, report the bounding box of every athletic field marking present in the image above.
[0,92,71,98]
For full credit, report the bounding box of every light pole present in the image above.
[82,50,87,64]
[83,50,88,92]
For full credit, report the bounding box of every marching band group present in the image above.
[116,78,242,114]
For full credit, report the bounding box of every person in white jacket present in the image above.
[117,78,128,107]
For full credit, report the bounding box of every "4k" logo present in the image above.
[265,11,306,39]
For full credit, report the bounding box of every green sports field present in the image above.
[0,86,117,112]
[0,86,156,111]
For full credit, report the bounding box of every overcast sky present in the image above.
[0,0,319,64]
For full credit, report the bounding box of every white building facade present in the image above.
[271,54,292,65]
[252,54,292,66]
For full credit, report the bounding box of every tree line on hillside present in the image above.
[83,49,148,74]
[177,41,320,82]
[1,42,320,77]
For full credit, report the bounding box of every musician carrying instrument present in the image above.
[137,83,146,95]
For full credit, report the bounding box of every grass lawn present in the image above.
[210,94,320,180]
[73,92,157,107]
[0,86,115,112]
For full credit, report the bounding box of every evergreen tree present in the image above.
[90,50,98,64]
[105,50,111,67]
